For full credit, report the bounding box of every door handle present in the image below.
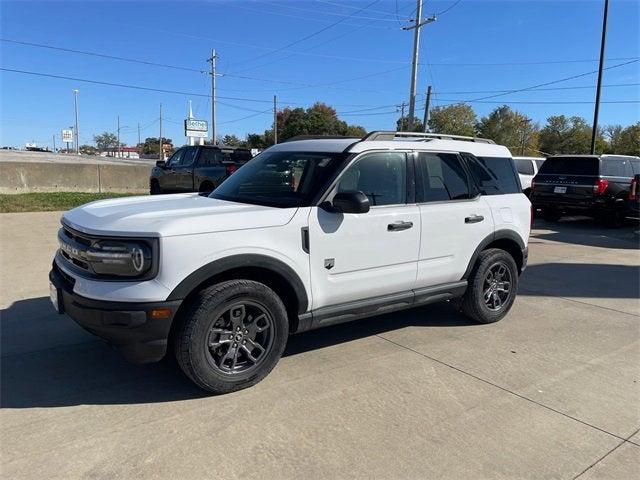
[388,221,414,231]
[465,215,484,224]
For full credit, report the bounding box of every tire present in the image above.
[174,280,289,394]
[603,210,625,228]
[542,208,561,222]
[459,249,519,324]
[150,179,161,195]
[199,181,214,194]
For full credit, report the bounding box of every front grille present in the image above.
[58,226,95,273]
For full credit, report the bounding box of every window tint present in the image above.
[537,157,598,176]
[514,158,534,175]
[199,148,222,166]
[179,147,198,167]
[534,159,545,171]
[630,158,640,174]
[601,158,633,177]
[464,155,520,195]
[166,149,183,167]
[336,152,406,206]
[417,152,470,202]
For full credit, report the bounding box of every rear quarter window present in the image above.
[464,155,521,195]
[538,157,598,176]
[601,158,634,177]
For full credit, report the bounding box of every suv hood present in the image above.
[62,193,297,237]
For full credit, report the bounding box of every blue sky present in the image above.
[1,0,638,149]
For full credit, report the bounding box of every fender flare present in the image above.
[166,254,309,314]
[462,229,526,280]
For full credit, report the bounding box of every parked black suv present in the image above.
[628,174,640,220]
[150,145,252,194]
[531,154,640,227]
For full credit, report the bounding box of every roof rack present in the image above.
[283,135,360,143]
[361,131,495,144]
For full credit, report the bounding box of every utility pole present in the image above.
[208,49,219,144]
[117,115,121,158]
[403,1,436,131]
[159,103,163,160]
[398,102,406,131]
[73,89,80,154]
[591,0,609,154]
[137,122,141,149]
[273,95,278,144]
[52,134,56,153]
[422,85,432,132]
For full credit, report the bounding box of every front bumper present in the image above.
[49,262,182,363]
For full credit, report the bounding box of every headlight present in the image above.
[58,226,158,280]
[85,240,153,277]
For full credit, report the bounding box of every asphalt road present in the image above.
[1,212,639,479]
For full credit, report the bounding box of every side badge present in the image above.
[324,258,335,270]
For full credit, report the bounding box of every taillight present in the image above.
[531,179,536,191]
[225,164,238,176]
[630,178,638,200]
[593,178,609,195]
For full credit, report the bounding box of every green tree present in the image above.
[142,137,173,155]
[93,132,118,153]
[476,105,540,155]
[79,145,98,155]
[606,123,640,155]
[538,115,604,154]
[247,102,366,147]
[220,134,245,147]
[428,103,477,137]
[396,116,424,132]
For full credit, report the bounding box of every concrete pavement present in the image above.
[1,212,638,479]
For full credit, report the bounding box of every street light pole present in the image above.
[208,49,218,144]
[73,89,79,154]
[590,0,609,154]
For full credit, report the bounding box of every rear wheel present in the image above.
[150,179,161,195]
[174,280,289,394]
[459,249,519,324]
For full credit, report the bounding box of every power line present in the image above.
[218,109,272,125]
[257,0,398,22]
[435,0,463,16]
[228,0,382,71]
[467,58,639,102]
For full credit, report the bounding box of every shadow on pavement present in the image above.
[532,216,640,250]
[1,298,470,409]
[521,263,640,299]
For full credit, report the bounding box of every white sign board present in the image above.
[62,129,73,143]
[185,118,208,139]
[185,129,208,138]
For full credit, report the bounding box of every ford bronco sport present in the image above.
[50,131,531,394]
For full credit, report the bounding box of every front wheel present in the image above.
[174,280,289,394]
[150,179,161,195]
[458,249,519,324]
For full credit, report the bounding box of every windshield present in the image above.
[210,150,347,208]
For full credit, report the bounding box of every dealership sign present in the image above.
[62,129,73,143]
[185,119,208,138]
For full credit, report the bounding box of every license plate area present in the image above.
[554,186,567,194]
[49,281,62,314]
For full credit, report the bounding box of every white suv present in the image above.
[50,131,531,394]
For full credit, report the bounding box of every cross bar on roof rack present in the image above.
[361,131,495,144]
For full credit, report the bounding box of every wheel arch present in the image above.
[167,254,309,332]
[462,229,526,279]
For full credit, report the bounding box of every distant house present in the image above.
[101,146,140,159]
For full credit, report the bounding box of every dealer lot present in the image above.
[1,211,638,479]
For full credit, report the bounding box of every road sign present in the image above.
[62,129,73,143]
[185,118,208,138]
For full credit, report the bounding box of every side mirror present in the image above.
[331,191,370,214]
[156,160,166,168]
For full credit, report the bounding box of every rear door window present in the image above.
[601,158,633,177]
[416,152,471,202]
[514,159,534,175]
[537,157,598,176]
[199,148,222,166]
[464,155,520,195]
[179,147,198,167]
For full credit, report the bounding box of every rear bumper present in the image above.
[531,195,611,213]
[49,263,181,363]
